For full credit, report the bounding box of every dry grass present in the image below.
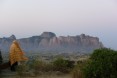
[71,69,83,78]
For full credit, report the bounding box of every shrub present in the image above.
[16,64,29,76]
[83,48,117,78]
[52,58,72,73]
[29,59,54,76]
[71,60,87,78]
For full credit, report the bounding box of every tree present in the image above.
[83,48,117,78]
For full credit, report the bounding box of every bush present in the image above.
[16,64,29,76]
[52,58,72,73]
[83,48,117,78]
[29,59,54,76]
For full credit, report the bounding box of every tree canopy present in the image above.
[83,48,117,78]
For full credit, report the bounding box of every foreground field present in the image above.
[0,69,71,78]
[1,72,71,78]
[1,75,71,78]
[2,48,117,78]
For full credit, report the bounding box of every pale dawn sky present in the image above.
[0,0,117,50]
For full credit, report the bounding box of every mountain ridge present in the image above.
[0,32,103,53]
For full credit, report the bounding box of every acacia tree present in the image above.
[83,48,117,78]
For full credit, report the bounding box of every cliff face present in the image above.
[0,35,16,52]
[0,32,103,53]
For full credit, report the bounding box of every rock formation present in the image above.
[0,32,103,53]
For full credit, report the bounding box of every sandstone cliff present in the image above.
[0,32,103,53]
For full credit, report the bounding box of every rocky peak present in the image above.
[80,34,86,39]
[9,35,16,40]
[40,32,56,38]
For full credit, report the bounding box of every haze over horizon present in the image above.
[0,0,117,50]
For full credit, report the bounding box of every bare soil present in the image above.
[0,69,71,78]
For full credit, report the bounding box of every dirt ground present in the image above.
[0,74,71,78]
[0,69,72,78]
[0,67,72,78]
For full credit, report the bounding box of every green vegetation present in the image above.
[53,58,74,73]
[6,48,117,78]
[16,63,29,77]
[29,59,53,75]
[15,57,75,77]
[71,57,87,78]
[83,48,117,78]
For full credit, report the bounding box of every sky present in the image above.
[0,0,117,50]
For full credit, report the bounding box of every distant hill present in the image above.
[0,32,103,53]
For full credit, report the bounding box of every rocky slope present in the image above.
[0,32,103,53]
